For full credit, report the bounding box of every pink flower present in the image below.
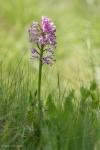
[42,16,56,34]
[28,16,56,65]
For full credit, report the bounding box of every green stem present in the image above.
[37,45,44,150]
[38,45,43,119]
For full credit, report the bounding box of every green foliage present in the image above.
[0,63,100,149]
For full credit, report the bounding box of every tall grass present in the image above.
[0,58,100,150]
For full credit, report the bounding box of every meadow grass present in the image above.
[0,59,100,149]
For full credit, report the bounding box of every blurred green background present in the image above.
[0,1,100,149]
[0,0,100,88]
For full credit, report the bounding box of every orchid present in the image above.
[28,16,56,128]
[28,16,56,65]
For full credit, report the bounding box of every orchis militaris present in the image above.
[28,16,56,65]
[28,16,56,117]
